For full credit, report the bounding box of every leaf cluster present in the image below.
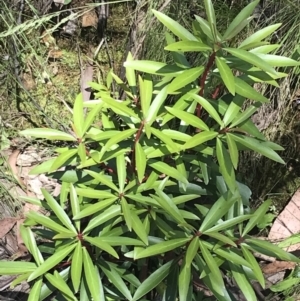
[1,1,300,300]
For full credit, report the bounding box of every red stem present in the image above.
[197,52,216,117]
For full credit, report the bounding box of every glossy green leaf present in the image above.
[126,51,137,95]
[135,238,190,259]
[229,105,258,128]
[165,107,209,131]
[226,134,239,169]
[50,149,78,172]
[121,197,132,231]
[242,199,271,236]
[124,60,184,76]
[83,205,121,234]
[20,225,44,266]
[26,211,73,234]
[71,241,83,293]
[82,247,102,301]
[186,237,199,266]
[85,170,118,192]
[84,236,119,258]
[182,131,218,150]
[212,246,251,268]
[28,278,42,301]
[165,32,191,68]
[203,215,252,233]
[20,128,76,141]
[255,54,300,67]
[228,262,256,301]
[178,260,191,301]
[116,153,126,193]
[146,86,168,126]
[135,142,147,183]
[231,134,285,164]
[42,188,76,233]
[45,271,77,301]
[131,210,149,245]
[77,143,86,164]
[73,93,84,138]
[165,41,211,52]
[245,238,300,262]
[28,244,76,281]
[132,260,173,301]
[270,278,300,292]
[216,56,235,95]
[100,262,133,300]
[241,245,265,287]
[239,23,282,48]
[200,191,239,232]
[0,261,37,275]
[153,190,186,225]
[98,236,145,246]
[75,187,115,199]
[82,103,103,135]
[216,138,236,192]
[194,15,214,40]
[249,44,281,54]
[167,66,204,93]
[74,197,117,220]
[189,93,223,126]
[152,10,197,41]
[140,74,152,118]
[148,160,188,185]
[199,240,224,295]
[164,264,179,301]
[204,0,218,41]
[225,48,277,76]
[222,0,259,40]
[205,232,236,247]
[234,77,269,102]
[150,127,180,152]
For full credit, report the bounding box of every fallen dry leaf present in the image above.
[82,10,98,27]
[0,218,17,239]
[262,261,296,274]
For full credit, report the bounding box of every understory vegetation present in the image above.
[0,0,300,300]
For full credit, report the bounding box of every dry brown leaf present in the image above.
[82,11,98,27]
[268,189,300,252]
[262,261,296,274]
[0,218,17,239]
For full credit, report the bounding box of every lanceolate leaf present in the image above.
[165,41,211,52]
[239,23,282,49]
[42,189,77,233]
[122,197,132,231]
[28,244,76,281]
[135,238,191,259]
[139,75,152,117]
[216,138,236,192]
[167,66,204,93]
[216,56,235,95]
[135,142,147,183]
[28,279,42,301]
[131,209,149,245]
[204,0,218,41]
[242,199,271,236]
[223,0,259,40]
[199,240,224,295]
[71,242,83,293]
[225,48,278,76]
[152,10,198,41]
[0,261,37,275]
[186,237,199,266]
[241,245,265,287]
[254,54,300,67]
[150,127,180,152]
[73,93,84,138]
[200,191,239,232]
[231,134,285,164]
[182,131,218,150]
[148,160,188,185]
[188,93,223,126]
[50,149,78,172]
[20,129,76,141]
[229,262,256,301]
[165,107,209,131]
[132,260,173,301]
[234,77,269,103]
[178,260,191,301]
[84,236,119,259]
[226,134,239,169]
[84,170,118,192]
[82,247,102,301]
[116,153,126,193]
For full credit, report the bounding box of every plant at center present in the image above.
[1,0,300,300]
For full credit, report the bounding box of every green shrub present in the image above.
[1,0,300,300]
